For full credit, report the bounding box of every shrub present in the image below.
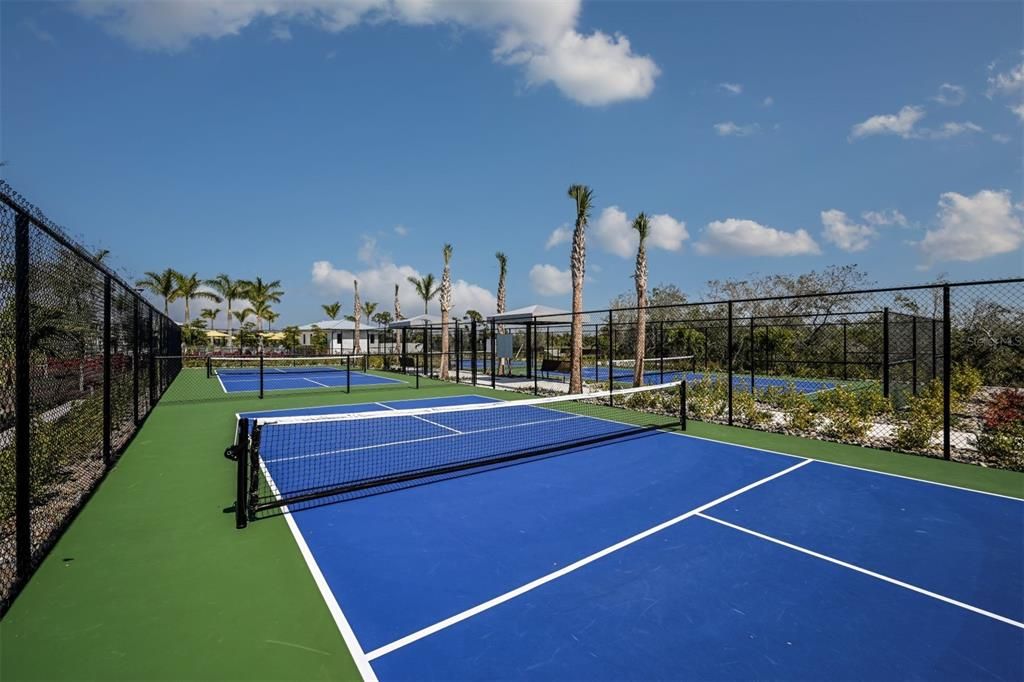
[733,390,770,427]
[687,378,728,421]
[894,380,943,452]
[976,389,1024,470]
[951,362,983,404]
[776,387,817,432]
[818,387,889,441]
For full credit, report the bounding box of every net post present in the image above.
[14,211,31,584]
[727,301,734,426]
[133,297,140,426]
[749,315,755,393]
[346,354,351,394]
[680,380,687,431]
[608,311,614,407]
[882,307,890,399]
[942,286,951,460]
[470,319,478,386]
[103,274,112,465]
[235,418,250,529]
[259,350,264,399]
[206,354,211,379]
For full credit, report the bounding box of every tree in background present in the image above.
[206,274,246,348]
[464,310,484,323]
[631,213,650,387]
[393,283,402,320]
[136,268,181,316]
[567,184,593,394]
[322,302,341,320]
[363,301,378,325]
[372,311,392,327]
[173,272,220,324]
[438,244,453,380]
[352,280,362,354]
[282,326,301,351]
[407,274,438,315]
[495,251,508,375]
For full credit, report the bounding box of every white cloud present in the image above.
[987,62,1024,97]
[931,83,965,106]
[593,206,688,258]
[695,219,821,256]
[311,259,496,317]
[271,22,292,41]
[647,214,688,251]
[74,0,659,106]
[718,82,742,95]
[820,210,876,253]
[862,209,908,227]
[545,224,572,250]
[762,96,774,107]
[927,121,983,139]
[917,189,1024,265]
[992,133,1011,144]
[529,264,572,296]
[1011,104,1024,122]
[394,224,408,236]
[850,105,925,140]
[714,121,759,137]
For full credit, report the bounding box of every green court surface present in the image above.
[2,376,1022,681]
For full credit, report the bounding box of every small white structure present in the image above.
[298,319,391,354]
[386,314,442,352]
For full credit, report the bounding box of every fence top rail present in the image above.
[0,180,167,322]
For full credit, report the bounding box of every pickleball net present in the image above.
[233,381,686,524]
[208,355,350,377]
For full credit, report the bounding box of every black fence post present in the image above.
[103,275,112,465]
[532,323,539,396]
[525,321,533,380]
[749,315,755,392]
[931,317,938,382]
[149,308,156,405]
[470,319,478,386]
[727,301,734,426]
[401,328,407,374]
[490,319,496,390]
[346,354,351,394]
[235,418,250,529]
[133,298,140,425]
[14,213,31,585]
[882,307,890,399]
[258,350,264,399]
[842,321,849,381]
[942,286,951,460]
[911,315,918,396]
[680,380,687,431]
[659,322,666,383]
[608,311,615,406]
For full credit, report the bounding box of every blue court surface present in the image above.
[240,395,1023,681]
[215,367,405,393]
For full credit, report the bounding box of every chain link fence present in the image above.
[0,182,180,616]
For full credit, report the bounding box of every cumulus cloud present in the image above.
[1011,104,1024,122]
[931,83,965,106]
[718,82,742,95]
[545,224,572,250]
[927,121,983,139]
[694,219,820,256]
[529,264,572,296]
[311,257,496,316]
[394,224,408,236]
[862,209,908,227]
[762,96,774,107]
[593,206,688,258]
[820,210,876,253]
[917,189,1024,265]
[986,62,1024,98]
[73,0,659,106]
[714,121,759,137]
[850,106,925,140]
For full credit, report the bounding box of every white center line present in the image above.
[364,458,813,661]
[696,512,1024,630]
[374,401,463,434]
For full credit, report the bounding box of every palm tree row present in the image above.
[136,269,283,348]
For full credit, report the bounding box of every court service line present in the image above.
[257,460,380,682]
[697,513,1024,630]
[374,401,463,434]
[304,377,330,388]
[365,458,813,661]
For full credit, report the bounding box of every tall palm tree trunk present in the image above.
[632,214,650,387]
[495,252,507,376]
[439,245,453,381]
[567,185,593,394]
[353,280,362,355]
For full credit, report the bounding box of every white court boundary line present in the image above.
[364,459,813,661]
[375,402,463,434]
[304,377,330,388]
[258,459,380,682]
[697,512,1024,630]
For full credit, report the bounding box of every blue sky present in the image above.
[2,0,1022,326]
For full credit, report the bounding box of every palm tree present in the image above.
[438,244,453,380]
[250,300,274,333]
[243,277,284,312]
[352,280,362,354]
[495,251,508,375]
[393,283,402,320]
[631,213,650,387]
[137,268,181,316]
[174,272,221,324]
[567,184,594,394]
[373,311,393,327]
[407,274,438,315]
[464,310,484,323]
[206,274,247,348]
[363,301,379,325]
[322,302,341,320]
[200,307,220,335]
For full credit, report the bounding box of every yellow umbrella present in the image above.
[205,330,230,338]
[261,332,286,341]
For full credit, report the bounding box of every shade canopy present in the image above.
[204,330,230,338]
[487,305,571,325]
[387,314,442,329]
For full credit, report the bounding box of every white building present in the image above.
[297,320,392,354]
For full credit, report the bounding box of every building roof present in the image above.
[297,319,385,332]
[387,314,442,329]
[487,305,571,324]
